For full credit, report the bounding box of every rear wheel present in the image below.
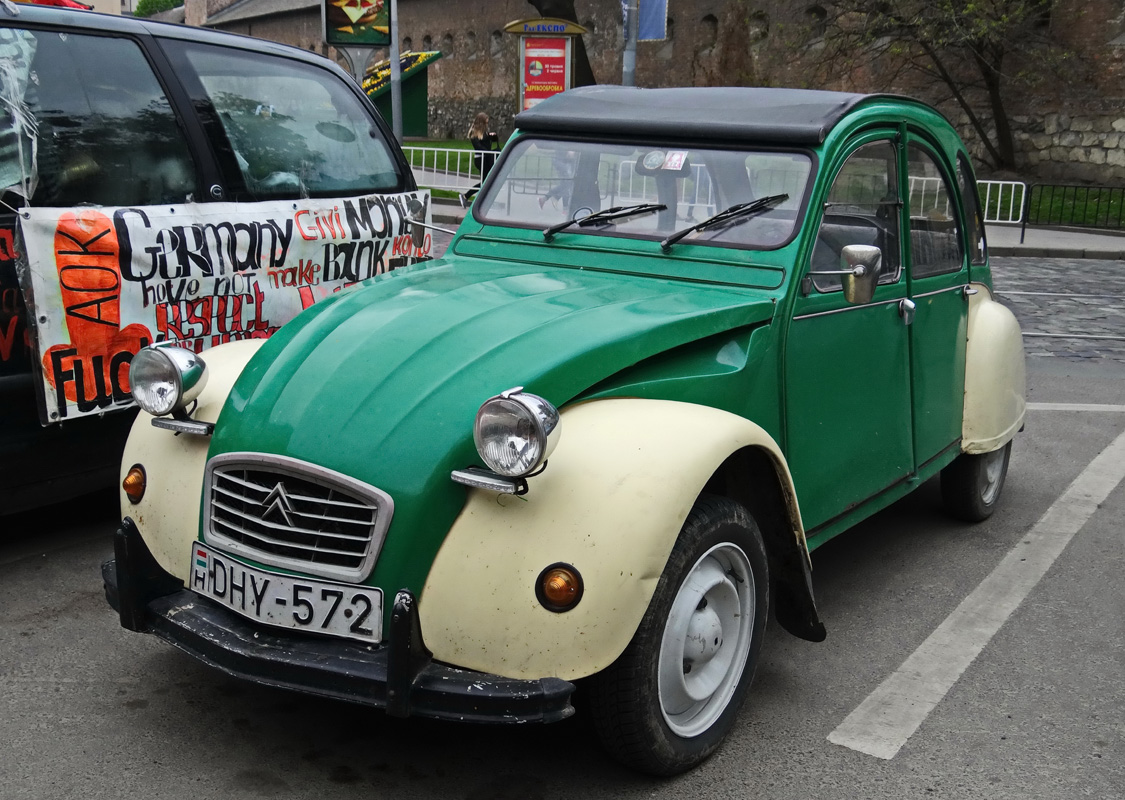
[589,495,769,775]
[941,441,1012,522]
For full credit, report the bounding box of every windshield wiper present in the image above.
[543,203,667,241]
[660,193,789,252]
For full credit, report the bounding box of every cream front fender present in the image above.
[418,398,806,682]
[963,284,1027,454]
[118,339,265,584]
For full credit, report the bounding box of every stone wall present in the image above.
[1017,114,1125,183]
[191,0,1125,183]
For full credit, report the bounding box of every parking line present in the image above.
[828,426,1125,759]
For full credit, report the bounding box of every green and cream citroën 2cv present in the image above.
[104,87,1026,775]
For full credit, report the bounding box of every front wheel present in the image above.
[941,441,1012,522]
[588,495,769,775]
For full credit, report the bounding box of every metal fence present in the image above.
[1019,183,1125,242]
[404,146,1028,225]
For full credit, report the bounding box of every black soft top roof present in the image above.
[515,86,896,145]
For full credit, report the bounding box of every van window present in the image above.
[0,28,196,207]
[165,41,403,201]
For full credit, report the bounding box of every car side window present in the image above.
[810,140,901,292]
[164,40,403,201]
[0,28,197,208]
[906,145,964,277]
[957,154,988,266]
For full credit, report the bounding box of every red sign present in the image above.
[521,36,569,110]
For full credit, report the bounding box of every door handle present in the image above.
[962,285,979,299]
[899,298,916,325]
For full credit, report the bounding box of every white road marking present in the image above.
[1028,402,1125,413]
[828,427,1125,760]
[1022,333,1125,340]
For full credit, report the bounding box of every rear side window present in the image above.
[906,145,964,278]
[164,40,403,201]
[0,28,196,207]
[957,154,988,265]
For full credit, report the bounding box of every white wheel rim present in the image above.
[657,543,755,738]
[979,448,1006,505]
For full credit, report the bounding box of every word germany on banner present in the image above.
[17,191,432,423]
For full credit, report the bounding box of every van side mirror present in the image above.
[405,196,456,250]
[407,197,428,250]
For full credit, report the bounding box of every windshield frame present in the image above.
[472,133,819,253]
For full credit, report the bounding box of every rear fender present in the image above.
[963,284,1026,453]
[419,398,816,681]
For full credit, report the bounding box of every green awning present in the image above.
[363,51,443,98]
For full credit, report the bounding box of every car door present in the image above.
[784,134,914,534]
[902,138,970,468]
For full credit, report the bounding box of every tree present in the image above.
[134,0,183,17]
[817,1,1067,171]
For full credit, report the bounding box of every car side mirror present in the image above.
[805,244,882,305]
[839,244,882,305]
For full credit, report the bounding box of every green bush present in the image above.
[134,0,183,18]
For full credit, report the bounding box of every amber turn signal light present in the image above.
[123,464,146,505]
[536,563,583,613]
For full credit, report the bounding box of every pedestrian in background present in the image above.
[462,112,499,206]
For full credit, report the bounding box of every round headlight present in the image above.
[129,346,208,417]
[474,387,561,477]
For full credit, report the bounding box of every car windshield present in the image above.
[475,138,813,250]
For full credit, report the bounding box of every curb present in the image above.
[991,247,1125,260]
[432,199,467,226]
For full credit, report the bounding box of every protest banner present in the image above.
[17,191,432,423]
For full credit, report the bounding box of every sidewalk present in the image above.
[430,199,1125,261]
[986,224,1125,260]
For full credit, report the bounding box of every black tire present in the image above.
[941,441,1012,522]
[588,495,769,776]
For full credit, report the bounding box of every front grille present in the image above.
[204,453,393,582]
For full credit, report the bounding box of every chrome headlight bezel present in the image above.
[473,387,561,478]
[129,345,208,417]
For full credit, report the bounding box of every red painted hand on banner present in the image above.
[41,210,153,416]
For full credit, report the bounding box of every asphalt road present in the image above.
[1,255,1122,800]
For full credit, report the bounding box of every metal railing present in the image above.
[1020,183,1125,241]
[405,146,1029,225]
[978,180,1026,225]
[403,146,477,191]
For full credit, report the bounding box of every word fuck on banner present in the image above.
[17,192,432,423]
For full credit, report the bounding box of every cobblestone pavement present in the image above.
[991,257,1125,364]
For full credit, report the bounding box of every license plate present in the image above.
[189,543,382,643]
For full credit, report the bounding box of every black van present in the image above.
[0,6,416,513]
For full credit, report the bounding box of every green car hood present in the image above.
[207,258,775,601]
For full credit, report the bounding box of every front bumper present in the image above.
[103,517,575,724]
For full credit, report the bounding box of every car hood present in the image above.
[207,257,775,594]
